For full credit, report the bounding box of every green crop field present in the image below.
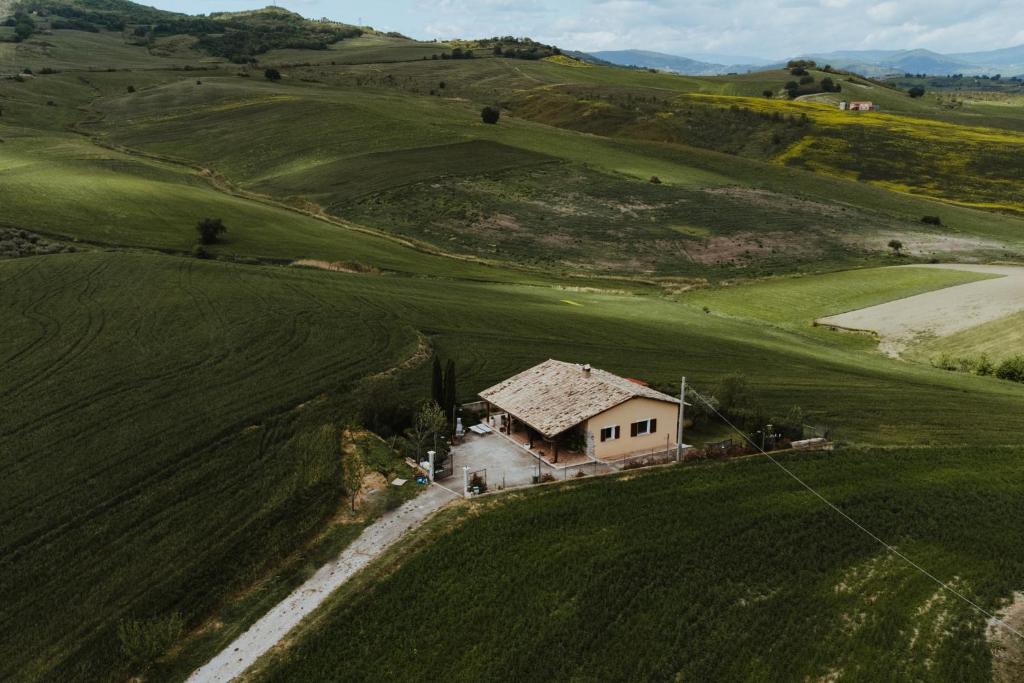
[5,2,1024,680]
[0,252,417,680]
[252,445,1024,682]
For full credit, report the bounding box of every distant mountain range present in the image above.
[584,46,1024,78]
[586,50,767,76]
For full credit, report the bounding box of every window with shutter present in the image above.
[630,419,655,436]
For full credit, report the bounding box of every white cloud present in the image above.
[258,0,1024,60]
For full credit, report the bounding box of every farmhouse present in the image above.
[479,359,682,462]
[839,100,877,111]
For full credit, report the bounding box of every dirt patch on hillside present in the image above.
[839,230,1005,257]
[988,592,1024,682]
[703,186,848,218]
[684,230,827,265]
[292,259,379,274]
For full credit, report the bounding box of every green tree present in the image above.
[404,400,449,467]
[481,106,500,124]
[264,67,282,81]
[762,89,773,98]
[431,356,444,407]
[196,217,226,244]
[908,85,925,98]
[13,13,34,42]
[716,373,751,415]
[888,239,904,256]
[442,359,457,424]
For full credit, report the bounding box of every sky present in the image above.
[153,0,1024,60]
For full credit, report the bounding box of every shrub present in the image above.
[192,244,209,259]
[921,215,942,226]
[995,356,1024,383]
[762,89,773,98]
[799,75,814,85]
[264,67,282,81]
[887,239,903,256]
[127,85,136,93]
[117,613,184,666]
[480,106,500,124]
[908,86,926,98]
[196,217,226,245]
[649,175,661,184]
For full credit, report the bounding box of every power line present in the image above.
[686,387,1024,641]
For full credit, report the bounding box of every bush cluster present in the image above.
[932,352,1024,383]
[0,228,76,258]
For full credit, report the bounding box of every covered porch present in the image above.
[482,411,592,468]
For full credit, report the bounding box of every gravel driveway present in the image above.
[187,484,458,683]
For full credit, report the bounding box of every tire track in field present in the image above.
[0,258,73,367]
[1,259,111,403]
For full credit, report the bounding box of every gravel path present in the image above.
[817,264,1024,357]
[187,484,459,683]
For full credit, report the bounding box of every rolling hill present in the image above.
[3,0,1024,680]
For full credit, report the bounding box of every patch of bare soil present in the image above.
[291,259,379,274]
[684,230,827,265]
[818,264,1024,357]
[839,230,1005,257]
[465,213,525,235]
[703,186,849,218]
[354,471,388,509]
[988,591,1024,683]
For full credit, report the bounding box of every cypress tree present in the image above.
[443,359,457,424]
[431,356,444,407]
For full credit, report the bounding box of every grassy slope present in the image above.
[253,446,1024,682]
[79,66,1024,276]
[0,252,418,680]
[907,310,1024,364]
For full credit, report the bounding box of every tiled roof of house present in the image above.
[479,359,679,438]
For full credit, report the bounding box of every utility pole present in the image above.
[676,376,685,462]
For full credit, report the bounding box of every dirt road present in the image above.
[817,264,1024,357]
[187,484,459,683]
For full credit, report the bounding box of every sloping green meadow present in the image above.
[0,252,416,680]
[254,445,1024,682]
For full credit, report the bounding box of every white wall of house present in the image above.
[585,397,679,460]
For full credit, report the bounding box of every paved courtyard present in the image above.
[447,432,546,490]
[446,431,611,492]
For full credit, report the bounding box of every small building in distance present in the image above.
[479,359,683,462]
[839,100,877,111]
